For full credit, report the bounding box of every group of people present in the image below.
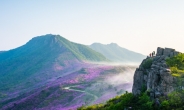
[149,51,155,57]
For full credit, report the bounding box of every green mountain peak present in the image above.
[0,34,108,92]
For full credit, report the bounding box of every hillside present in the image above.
[0,34,107,94]
[1,64,136,110]
[79,47,184,110]
[89,43,146,63]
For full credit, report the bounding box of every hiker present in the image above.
[149,53,151,57]
[152,52,154,57]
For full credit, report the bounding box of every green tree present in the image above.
[142,59,153,69]
[138,92,153,110]
[161,100,170,110]
[168,91,182,107]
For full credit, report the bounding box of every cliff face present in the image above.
[132,47,180,99]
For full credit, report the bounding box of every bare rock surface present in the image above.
[132,47,180,99]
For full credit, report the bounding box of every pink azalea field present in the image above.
[1,62,136,110]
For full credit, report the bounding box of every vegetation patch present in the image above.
[166,54,184,87]
[166,53,184,69]
[166,53,184,74]
[78,90,184,110]
[78,91,155,110]
[142,58,153,69]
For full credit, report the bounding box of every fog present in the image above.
[91,61,137,92]
[86,61,140,67]
[106,71,134,86]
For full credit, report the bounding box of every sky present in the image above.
[1,0,184,55]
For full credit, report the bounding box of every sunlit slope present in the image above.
[90,43,146,63]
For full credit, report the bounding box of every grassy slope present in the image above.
[0,34,107,92]
[56,36,108,61]
[89,43,145,63]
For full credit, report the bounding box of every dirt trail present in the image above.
[63,85,98,104]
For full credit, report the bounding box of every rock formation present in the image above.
[132,47,181,99]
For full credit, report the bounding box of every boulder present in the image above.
[157,55,165,62]
[156,62,162,66]
[156,47,164,56]
[161,60,166,63]
[151,64,159,69]
[161,63,168,68]
[163,48,175,56]
[153,56,160,61]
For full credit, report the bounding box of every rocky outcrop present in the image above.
[132,47,181,99]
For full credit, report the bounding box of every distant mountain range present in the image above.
[0,34,107,93]
[89,43,146,63]
[0,34,144,109]
[0,35,146,93]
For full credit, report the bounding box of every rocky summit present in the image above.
[132,47,181,99]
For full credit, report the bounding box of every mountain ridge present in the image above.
[89,43,146,63]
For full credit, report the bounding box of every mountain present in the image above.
[89,43,146,63]
[0,34,140,110]
[0,34,107,93]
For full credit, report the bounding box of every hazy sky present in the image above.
[1,0,184,55]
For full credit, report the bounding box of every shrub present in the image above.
[138,92,153,110]
[161,100,170,110]
[168,91,182,107]
[166,54,184,79]
[78,90,184,110]
[166,53,184,70]
[170,67,178,74]
[142,59,153,69]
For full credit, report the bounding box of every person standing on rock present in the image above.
[149,53,151,57]
[152,51,154,57]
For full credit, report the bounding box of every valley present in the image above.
[1,63,136,110]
